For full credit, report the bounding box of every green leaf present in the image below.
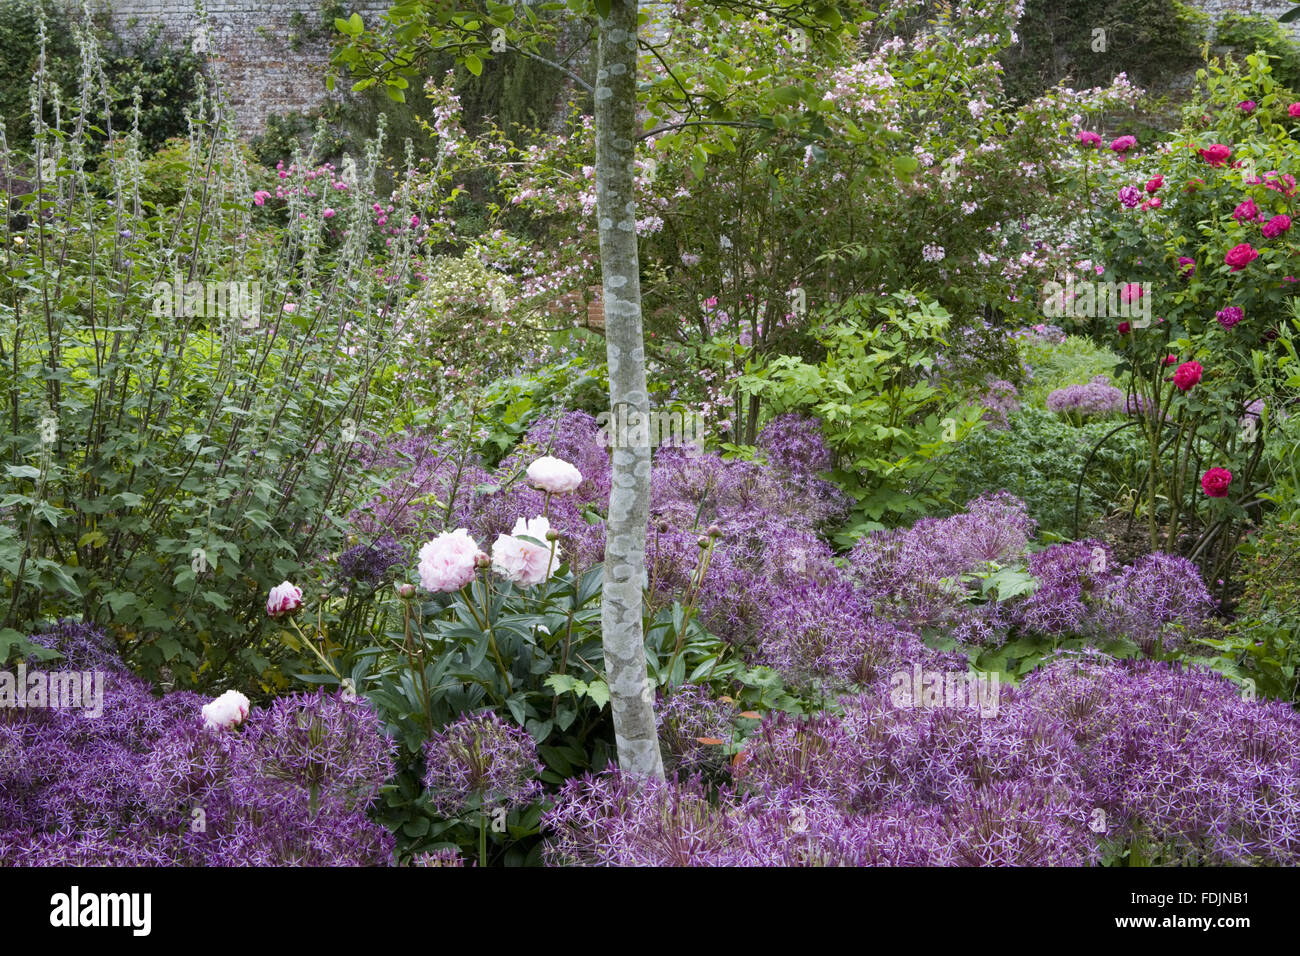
[464,53,483,76]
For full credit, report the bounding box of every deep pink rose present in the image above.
[1198,143,1232,166]
[1225,243,1259,271]
[1177,256,1195,278]
[1077,130,1102,147]
[1232,199,1259,222]
[1201,467,1232,497]
[1173,360,1203,391]
[1109,135,1137,154]
[1145,175,1163,193]
[1117,321,1131,334]
[1290,103,1300,118]
[1239,100,1257,113]
[1262,214,1292,239]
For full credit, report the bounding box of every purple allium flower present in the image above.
[423,712,543,815]
[1098,552,1215,651]
[1046,377,1125,418]
[655,684,739,779]
[1012,540,1115,636]
[759,576,941,689]
[338,535,406,586]
[756,413,835,475]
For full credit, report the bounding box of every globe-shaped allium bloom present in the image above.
[417,528,484,592]
[1201,467,1233,498]
[266,581,304,618]
[423,712,543,816]
[1099,551,1215,652]
[246,690,396,811]
[202,690,251,731]
[1046,378,1124,417]
[338,535,405,586]
[655,685,739,779]
[1172,360,1203,391]
[412,847,468,867]
[526,455,583,494]
[491,516,561,586]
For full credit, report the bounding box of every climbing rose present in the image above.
[1118,186,1141,208]
[1117,321,1131,334]
[1145,175,1163,193]
[202,689,251,730]
[1290,103,1300,118]
[1077,130,1101,147]
[1262,214,1292,239]
[1198,144,1231,166]
[1232,199,1258,222]
[1173,361,1203,391]
[418,529,484,593]
[1216,306,1244,328]
[1239,100,1257,113]
[252,190,271,206]
[267,581,303,618]
[526,456,583,495]
[1201,468,1233,498]
[1177,257,1195,278]
[1109,135,1137,154]
[1225,244,1259,271]
[492,516,561,587]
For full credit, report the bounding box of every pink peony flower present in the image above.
[1173,360,1203,391]
[491,517,561,587]
[1201,467,1232,497]
[266,581,303,618]
[202,690,250,731]
[526,456,583,494]
[1262,214,1292,239]
[1225,243,1259,271]
[417,529,484,592]
[1198,143,1232,166]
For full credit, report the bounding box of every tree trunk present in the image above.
[594,0,664,779]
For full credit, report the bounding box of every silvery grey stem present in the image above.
[594,0,664,779]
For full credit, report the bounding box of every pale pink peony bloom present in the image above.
[202,689,251,730]
[492,516,561,587]
[266,581,304,618]
[526,456,583,494]
[417,529,485,592]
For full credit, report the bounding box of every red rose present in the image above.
[1145,175,1163,193]
[1201,467,1232,497]
[1225,243,1259,271]
[1173,360,1203,391]
[1117,321,1131,334]
[1198,143,1232,166]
